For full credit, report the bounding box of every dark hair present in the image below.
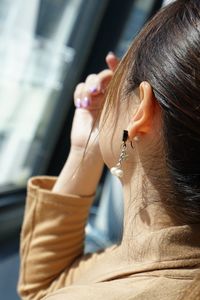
[107,0,200,223]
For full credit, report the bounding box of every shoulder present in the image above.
[42,274,192,300]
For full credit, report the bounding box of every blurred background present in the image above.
[0,0,168,298]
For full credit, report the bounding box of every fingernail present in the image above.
[89,86,98,93]
[107,51,114,56]
[82,97,90,108]
[75,98,81,108]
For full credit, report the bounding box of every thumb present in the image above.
[105,52,120,71]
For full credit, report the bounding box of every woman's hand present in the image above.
[70,70,111,151]
[53,53,119,196]
[71,52,119,151]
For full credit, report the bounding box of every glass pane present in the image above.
[116,0,157,57]
[0,0,87,189]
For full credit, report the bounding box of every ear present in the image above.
[127,81,155,140]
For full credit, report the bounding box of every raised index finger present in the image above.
[106,52,120,71]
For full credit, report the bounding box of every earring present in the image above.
[110,130,129,178]
[133,135,140,142]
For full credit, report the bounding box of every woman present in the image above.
[18,0,200,299]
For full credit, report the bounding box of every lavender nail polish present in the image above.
[75,98,81,108]
[89,87,98,93]
[82,97,90,108]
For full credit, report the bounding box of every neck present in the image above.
[120,162,175,252]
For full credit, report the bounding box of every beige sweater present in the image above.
[18,177,200,300]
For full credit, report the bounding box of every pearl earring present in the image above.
[110,130,128,178]
[133,135,140,142]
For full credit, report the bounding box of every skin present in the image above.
[52,52,119,196]
[99,75,174,245]
[53,52,174,255]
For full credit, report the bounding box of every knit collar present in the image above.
[76,224,200,284]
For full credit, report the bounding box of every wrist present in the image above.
[69,143,102,161]
[52,145,104,196]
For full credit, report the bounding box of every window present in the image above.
[0,0,108,191]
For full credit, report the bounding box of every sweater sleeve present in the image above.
[18,176,94,300]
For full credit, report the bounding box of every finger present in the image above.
[85,71,112,95]
[74,69,113,110]
[97,69,113,91]
[106,52,120,71]
[74,81,101,110]
[74,82,85,101]
[74,82,91,109]
[82,84,103,111]
[85,74,101,94]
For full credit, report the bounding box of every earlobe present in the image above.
[127,81,155,140]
